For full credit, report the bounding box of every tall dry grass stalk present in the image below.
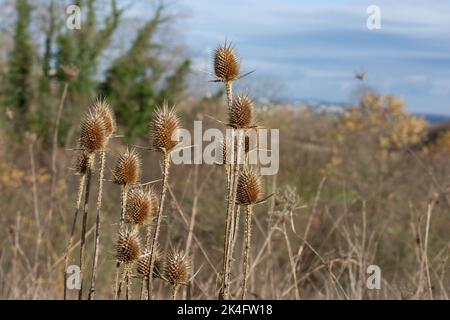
[88,98,116,300]
[143,103,180,299]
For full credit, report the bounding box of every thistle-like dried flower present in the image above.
[214,42,240,82]
[150,103,181,152]
[113,149,141,186]
[79,112,107,153]
[137,247,165,278]
[75,152,93,175]
[93,98,116,137]
[126,188,158,225]
[236,169,263,205]
[60,64,79,82]
[229,94,255,129]
[164,250,191,286]
[115,230,141,264]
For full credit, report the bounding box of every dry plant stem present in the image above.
[114,185,129,299]
[241,205,253,300]
[88,151,106,300]
[78,155,94,300]
[63,173,86,299]
[172,284,179,300]
[49,82,69,228]
[147,152,171,300]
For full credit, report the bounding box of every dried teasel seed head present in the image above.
[150,103,181,152]
[79,112,107,153]
[237,169,263,205]
[137,247,165,278]
[229,94,255,129]
[113,149,141,186]
[92,98,116,137]
[60,64,79,82]
[214,41,240,82]
[164,250,191,286]
[75,152,93,175]
[115,230,141,263]
[126,188,158,225]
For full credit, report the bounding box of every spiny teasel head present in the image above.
[79,111,107,154]
[75,151,93,175]
[115,230,141,264]
[126,188,158,225]
[92,97,116,138]
[229,94,255,129]
[214,41,240,82]
[164,250,191,286]
[137,247,165,278]
[237,169,263,205]
[150,103,181,153]
[113,149,141,186]
[60,64,79,82]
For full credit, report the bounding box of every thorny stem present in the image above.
[114,184,129,299]
[63,173,86,299]
[241,205,253,300]
[172,284,179,300]
[78,154,94,300]
[88,151,106,300]
[146,152,171,300]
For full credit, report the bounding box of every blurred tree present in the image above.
[5,0,33,130]
[101,3,191,140]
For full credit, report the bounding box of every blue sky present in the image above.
[132,0,450,115]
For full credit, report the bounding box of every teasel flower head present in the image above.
[79,111,107,154]
[60,64,79,82]
[229,94,255,129]
[214,41,240,83]
[75,151,93,175]
[115,230,141,264]
[150,103,181,153]
[113,149,141,186]
[164,250,191,286]
[137,247,165,278]
[126,188,158,225]
[93,97,116,138]
[237,169,263,205]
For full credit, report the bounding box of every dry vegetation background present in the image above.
[1,0,450,300]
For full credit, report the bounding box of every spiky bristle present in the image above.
[126,188,158,225]
[214,42,240,82]
[150,103,180,152]
[137,247,164,278]
[164,250,191,286]
[75,152,93,175]
[236,169,263,205]
[115,230,141,263]
[229,94,255,129]
[93,98,116,137]
[113,149,141,186]
[79,112,107,153]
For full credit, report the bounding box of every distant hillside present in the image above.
[414,113,450,124]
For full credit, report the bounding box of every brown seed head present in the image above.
[214,42,240,82]
[113,149,141,186]
[115,230,141,263]
[229,94,255,128]
[93,98,116,137]
[60,64,79,82]
[79,112,107,153]
[150,103,181,152]
[237,169,263,205]
[75,152,93,175]
[126,188,158,225]
[137,247,165,278]
[164,250,191,286]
